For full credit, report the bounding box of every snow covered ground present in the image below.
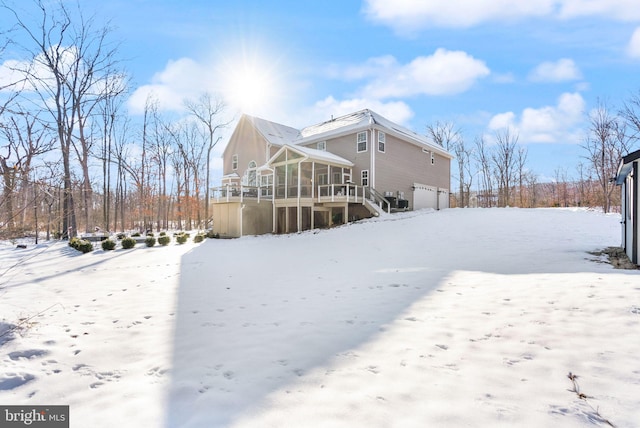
[1,208,639,427]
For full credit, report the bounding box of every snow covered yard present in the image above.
[1,208,639,427]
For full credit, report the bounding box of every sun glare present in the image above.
[222,54,279,116]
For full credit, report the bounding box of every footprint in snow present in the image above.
[0,373,35,390]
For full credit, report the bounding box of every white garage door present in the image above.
[412,183,438,210]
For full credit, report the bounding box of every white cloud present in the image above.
[528,58,582,82]
[309,96,414,126]
[558,0,640,21]
[363,0,554,31]
[336,50,489,99]
[363,0,640,32]
[488,92,586,144]
[127,57,211,114]
[628,27,640,58]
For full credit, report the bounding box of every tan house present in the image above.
[211,109,453,237]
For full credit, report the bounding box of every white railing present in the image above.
[317,184,363,203]
[211,185,272,203]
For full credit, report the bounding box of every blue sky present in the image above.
[5,0,640,183]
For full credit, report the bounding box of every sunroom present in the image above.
[268,144,366,233]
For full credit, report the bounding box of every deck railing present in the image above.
[211,185,271,203]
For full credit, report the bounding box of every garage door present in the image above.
[412,183,438,210]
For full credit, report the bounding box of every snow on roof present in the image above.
[298,109,453,159]
[243,109,452,159]
[293,145,354,167]
[299,110,371,139]
[247,115,301,146]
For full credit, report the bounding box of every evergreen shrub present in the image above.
[101,239,116,251]
[145,236,156,247]
[158,235,171,246]
[76,240,93,254]
[121,237,136,249]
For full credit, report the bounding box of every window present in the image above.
[317,173,328,185]
[247,161,257,186]
[232,154,238,170]
[431,153,435,165]
[317,141,326,151]
[378,132,385,153]
[357,131,367,152]
[361,169,369,186]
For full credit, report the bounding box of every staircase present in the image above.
[363,187,391,216]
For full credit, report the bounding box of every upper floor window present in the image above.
[247,161,257,186]
[317,141,326,151]
[357,131,368,153]
[232,154,238,170]
[378,132,386,153]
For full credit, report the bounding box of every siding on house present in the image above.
[373,130,450,195]
[222,116,269,179]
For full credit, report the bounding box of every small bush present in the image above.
[176,234,188,245]
[76,240,93,254]
[159,231,167,236]
[146,232,154,237]
[193,234,205,243]
[121,237,136,249]
[205,230,218,239]
[101,239,116,250]
[158,235,171,246]
[68,237,81,249]
[132,232,141,237]
[116,233,126,240]
[145,236,156,247]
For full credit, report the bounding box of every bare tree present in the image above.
[427,121,467,206]
[4,0,124,237]
[184,92,228,227]
[475,135,494,207]
[516,146,528,207]
[492,128,519,207]
[582,100,632,213]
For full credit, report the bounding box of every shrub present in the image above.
[101,239,116,251]
[116,233,126,240]
[176,234,188,245]
[158,235,171,246]
[132,232,141,237]
[146,232,154,237]
[145,236,156,247]
[205,230,218,239]
[193,234,205,243]
[68,237,81,249]
[76,240,93,254]
[121,237,136,249]
[159,231,167,236]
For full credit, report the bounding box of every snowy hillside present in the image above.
[1,208,639,427]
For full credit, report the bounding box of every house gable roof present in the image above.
[225,109,454,161]
[247,115,301,147]
[616,148,640,185]
[298,109,453,159]
[267,144,353,168]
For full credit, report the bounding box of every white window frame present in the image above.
[361,169,369,186]
[232,154,238,171]
[317,141,326,151]
[357,131,368,153]
[378,131,386,153]
[317,173,328,185]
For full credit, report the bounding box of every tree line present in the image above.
[428,96,640,213]
[0,0,229,240]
